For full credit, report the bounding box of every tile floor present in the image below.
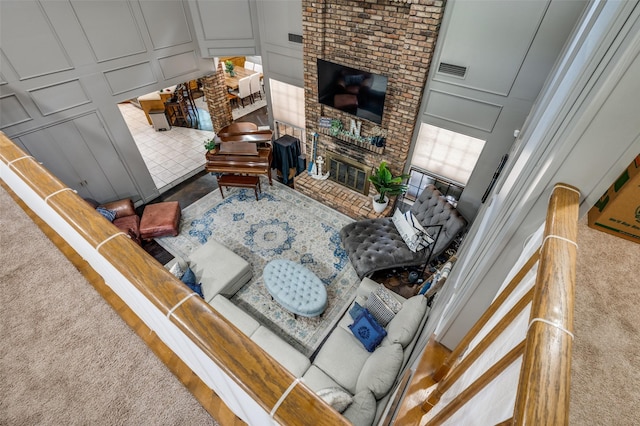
[118,99,214,193]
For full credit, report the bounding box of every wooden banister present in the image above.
[432,251,540,382]
[513,184,579,425]
[394,183,579,425]
[424,287,534,410]
[0,132,349,426]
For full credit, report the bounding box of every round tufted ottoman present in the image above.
[263,259,327,318]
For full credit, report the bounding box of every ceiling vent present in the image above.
[438,62,467,78]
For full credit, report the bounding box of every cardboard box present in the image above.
[588,154,640,244]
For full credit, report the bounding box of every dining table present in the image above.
[224,66,262,90]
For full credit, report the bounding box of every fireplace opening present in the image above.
[326,152,371,195]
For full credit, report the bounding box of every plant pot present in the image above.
[372,195,389,213]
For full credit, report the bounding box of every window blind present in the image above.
[270,79,305,129]
[411,123,486,185]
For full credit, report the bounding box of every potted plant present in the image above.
[368,161,410,213]
[224,60,236,77]
[204,137,217,152]
[330,118,343,136]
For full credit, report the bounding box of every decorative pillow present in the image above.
[405,211,435,246]
[355,343,404,398]
[365,292,396,327]
[386,295,428,348]
[365,286,403,327]
[168,262,185,279]
[342,390,376,426]
[96,207,117,222]
[180,267,204,299]
[392,209,432,253]
[349,301,365,320]
[349,309,387,352]
[316,387,353,413]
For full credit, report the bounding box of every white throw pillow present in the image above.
[317,387,354,413]
[392,209,433,252]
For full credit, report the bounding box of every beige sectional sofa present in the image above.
[167,239,430,426]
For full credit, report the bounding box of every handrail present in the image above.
[513,183,579,425]
[0,132,349,426]
[394,183,579,425]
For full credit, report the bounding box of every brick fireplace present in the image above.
[295,0,445,219]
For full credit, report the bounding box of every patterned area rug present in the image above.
[156,178,359,357]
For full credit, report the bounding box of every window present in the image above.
[411,123,486,186]
[270,78,306,149]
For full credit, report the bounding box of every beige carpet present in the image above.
[570,216,640,425]
[0,185,216,425]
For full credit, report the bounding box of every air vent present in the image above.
[438,62,467,78]
[288,33,303,44]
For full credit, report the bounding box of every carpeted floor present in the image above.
[569,216,640,425]
[0,185,216,425]
[156,178,359,357]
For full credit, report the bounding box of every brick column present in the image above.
[202,61,233,133]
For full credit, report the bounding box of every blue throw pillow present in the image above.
[349,301,365,320]
[349,309,387,352]
[180,267,204,299]
[96,207,117,222]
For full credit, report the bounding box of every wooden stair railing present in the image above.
[394,184,579,425]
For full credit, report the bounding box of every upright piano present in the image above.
[204,128,273,185]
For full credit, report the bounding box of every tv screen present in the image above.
[317,58,388,125]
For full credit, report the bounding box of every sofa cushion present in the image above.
[349,309,387,352]
[187,239,252,301]
[343,390,377,426]
[313,327,371,393]
[302,365,342,392]
[384,295,428,348]
[209,295,260,337]
[251,327,311,377]
[355,343,403,399]
[317,387,353,413]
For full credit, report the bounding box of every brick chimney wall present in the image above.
[297,0,445,218]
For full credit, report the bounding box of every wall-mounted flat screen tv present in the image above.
[317,58,388,125]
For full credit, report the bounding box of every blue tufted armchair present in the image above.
[340,185,467,279]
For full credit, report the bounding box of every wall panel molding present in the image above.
[0,94,32,129]
[28,79,91,116]
[157,51,199,80]
[103,62,157,96]
[0,1,74,80]
[139,0,193,50]
[425,90,503,133]
[70,0,146,63]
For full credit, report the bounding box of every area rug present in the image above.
[156,178,359,357]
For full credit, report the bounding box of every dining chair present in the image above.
[244,61,255,71]
[249,73,262,100]
[253,63,263,73]
[235,76,254,107]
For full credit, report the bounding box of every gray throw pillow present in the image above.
[386,295,428,348]
[355,343,403,399]
[343,390,376,426]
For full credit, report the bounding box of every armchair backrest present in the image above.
[410,185,467,258]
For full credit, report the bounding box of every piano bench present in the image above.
[217,174,261,201]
